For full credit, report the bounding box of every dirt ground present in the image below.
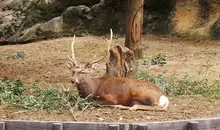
[1,35,220,123]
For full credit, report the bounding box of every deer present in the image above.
[66,30,169,111]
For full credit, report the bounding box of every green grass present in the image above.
[0,79,100,111]
[136,54,167,68]
[7,52,25,59]
[137,70,220,98]
[135,55,220,98]
[150,54,167,66]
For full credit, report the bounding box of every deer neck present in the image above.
[75,76,101,98]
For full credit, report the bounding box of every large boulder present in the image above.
[0,0,50,39]
[186,17,220,39]
[0,0,102,43]
[173,0,220,39]
[7,5,94,42]
[0,0,30,38]
[210,18,220,40]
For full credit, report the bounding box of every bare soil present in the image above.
[0,35,220,123]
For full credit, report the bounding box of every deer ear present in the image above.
[91,63,98,70]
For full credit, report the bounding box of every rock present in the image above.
[186,16,220,40]
[0,0,12,11]
[36,16,63,38]
[0,10,17,37]
[7,5,94,42]
[44,0,57,4]
[0,0,37,38]
[210,18,220,40]
[5,0,219,42]
[0,0,64,41]
[8,16,65,42]
[1,0,177,42]
[7,0,24,10]
[1,0,177,43]
[62,5,93,29]
[8,24,41,42]
[39,16,63,33]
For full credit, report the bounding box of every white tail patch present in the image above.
[159,95,169,109]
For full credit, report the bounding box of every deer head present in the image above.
[67,29,113,85]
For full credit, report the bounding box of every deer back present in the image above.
[92,77,165,106]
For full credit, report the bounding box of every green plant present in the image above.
[137,70,155,82]
[151,54,167,66]
[154,73,169,93]
[136,57,151,67]
[167,77,205,96]
[135,70,220,98]
[0,79,100,111]
[15,87,69,110]
[7,52,25,59]
[0,80,25,102]
[136,71,169,93]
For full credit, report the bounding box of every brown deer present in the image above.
[67,31,169,111]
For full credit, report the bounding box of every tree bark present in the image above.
[105,45,136,77]
[125,0,144,59]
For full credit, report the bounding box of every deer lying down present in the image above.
[67,32,169,111]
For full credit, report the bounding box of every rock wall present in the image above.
[1,0,219,43]
[173,0,220,39]
[1,0,176,42]
[0,0,100,42]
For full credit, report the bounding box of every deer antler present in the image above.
[83,29,113,69]
[67,35,78,67]
[106,28,113,52]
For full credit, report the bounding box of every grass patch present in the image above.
[0,79,100,111]
[136,70,220,98]
[136,54,167,68]
[151,54,167,66]
[7,52,25,59]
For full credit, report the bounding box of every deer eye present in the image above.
[80,71,85,74]
[72,71,76,75]
[80,70,90,74]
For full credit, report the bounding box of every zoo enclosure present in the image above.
[1,117,220,130]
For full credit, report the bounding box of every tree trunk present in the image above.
[125,0,144,59]
[105,45,136,77]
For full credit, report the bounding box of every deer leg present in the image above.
[105,99,163,111]
[129,104,165,111]
[105,104,165,111]
[106,105,132,109]
[97,93,118,105]
[128,96,165,111]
